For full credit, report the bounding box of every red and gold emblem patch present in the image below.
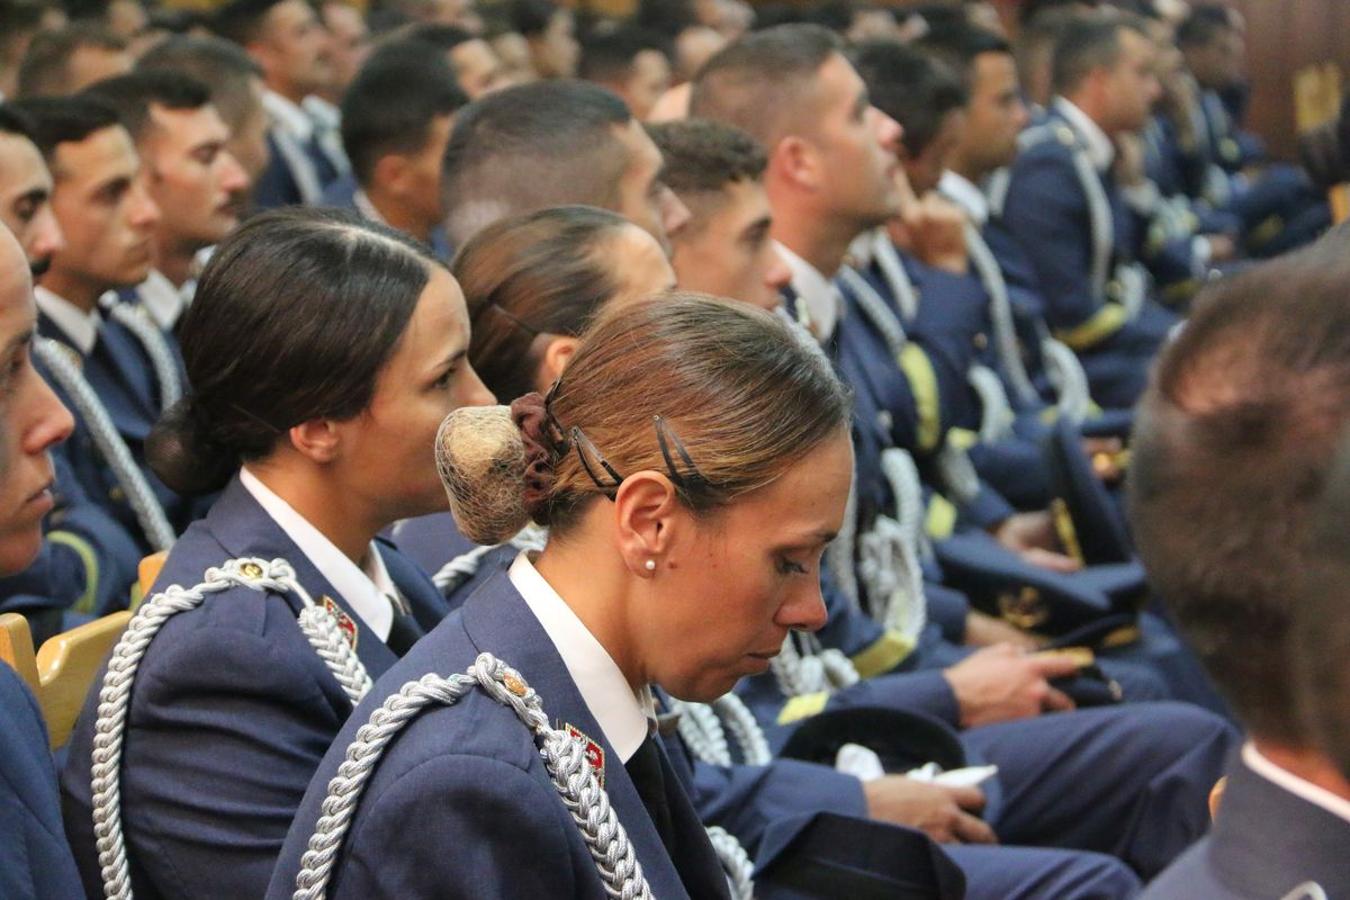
[564,723,605,788]
[320,595,358,651]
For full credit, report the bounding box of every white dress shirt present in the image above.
[263,90,326,204]
[939,170,991,227]
[34,286,103,355]
[1053,96,1115,172]
[775,240,843,343]
[1243,742,1350,826]
[240,466,398,641]
[134,269,195,332]
[509,551,655,764]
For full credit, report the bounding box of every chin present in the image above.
[0,528,43,578]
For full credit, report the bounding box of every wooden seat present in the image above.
[137,550,169,602]
[0,610,131,748]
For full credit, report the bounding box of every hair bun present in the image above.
[435,405,533,544]
[147,396,238,497]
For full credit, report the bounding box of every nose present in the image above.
[218,150,249,196]
[30,207,65,260]
[875,108,903,154]
[1012,97,1030,131]
[129,180,161,230]
[23,368,75,455]
[460,362,496,407]
[764,246,792,292]
[779,580,829,634]
[659,185,691,245]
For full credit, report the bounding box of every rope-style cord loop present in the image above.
[431,523,550,593]
[34,338,176,551]
[102,299,182,412]
[89,557,372,900]
[292,653,652,900]
[706,826,755,900]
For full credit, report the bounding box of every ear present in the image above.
[771,134,820,192]
[611,471,681,578]
[371,153,411,196]
[246,39,278,78]
[287,418,342,464]
[534,335,580,392]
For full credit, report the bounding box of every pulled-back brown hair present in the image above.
[440,292,852,539]
[454,205,632,402]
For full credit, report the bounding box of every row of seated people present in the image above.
[0,8,1344,900]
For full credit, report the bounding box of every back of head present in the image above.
[578,25,670,84]
[507,0,558,37]
[852,38,966,158]
[148,207,440,495]
[442,291,852,540]
[403,22,477,51]
[1051,13,1127,98]
[1129,227,1350,743]
[8,94,121,163]
[211,0,285,47]
[440,80,631,245]
[1175,4,1231,50]
[137,35,264,135]
[79,69,210,144]
[646,117,767,198]
[16,23,127,98]
[455,205,632,402]
[916,21,1012,89]
[0,0,47,71]
[340,40,467,186]
[689,23,841,151]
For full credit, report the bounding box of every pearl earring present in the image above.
[644,559,656,572]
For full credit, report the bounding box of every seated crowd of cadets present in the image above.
[0,1,1347,899]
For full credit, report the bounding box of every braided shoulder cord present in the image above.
[1040,336,1093,425]
[964,222,1040,407]
[431,523,551,593]
[705,826,755,900]
[769,632,861,701]
[90,558,373,900]
[34,338,176,552]
[966,365,1016,445]
[871,238,921,325]
[837,266,907,360]
[102,300,181,412]
[710,693,770,766]
[292,654,652,900]
[673,700,732,767]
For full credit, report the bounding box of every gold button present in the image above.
[240,562,263,579]
[974,333,989,351]
[503,672,528,697]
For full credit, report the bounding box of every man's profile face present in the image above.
[1104,28,1161,133]
[960,51,1028,175]
[0,133,65,276]
[142,103,249,251]
[671,178,788,311]
[613,118,690,255]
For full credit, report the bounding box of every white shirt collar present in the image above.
[775,240,842,344]
[508,551,655,763]
[1242,742,1350,826]
[1053,96,1115,171]
[939,170,990,226]
[134,269,193,332]
[263,89,315,142]
[34,286,103,356]
[239,466,397,641]
[352,188,387,226]
[302,95,341,129]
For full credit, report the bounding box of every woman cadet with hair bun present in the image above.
[268,292,856,898]
[59,208,495,900]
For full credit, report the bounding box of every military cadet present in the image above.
[440,79,690,251]
[509,0,579,79]
[578,25,673,122]
[59,208,492,899]
[213,0,345,208]
[15,23,132,98]
[270,291,854,899]
[402,22,508,100]
[315,0,370,108]
[0,104,143,634]
[0,224,84,900]
[1131,229,1350,899]
[319,40,466,258]
[996,14,1178,409]
[689,26,1233,882]
[137,35,273,190]
[83,71,249,341]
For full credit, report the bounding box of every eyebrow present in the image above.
[741,215,772,241]
[1,328,34,361]
[430,344,468,376]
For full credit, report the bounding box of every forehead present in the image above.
[711,177,770,231]
[1118,28,1154,64]
[814,52,865,117]
[0,134,51,197]
[402,265,467,348]
[148,102,230,145]
[618,119,660,180]
[0,232,34,325]
[52,125,139,183]
[268,0,316,31]
[972,51,1017,92]
[323,3,364,33]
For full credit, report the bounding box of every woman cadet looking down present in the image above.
[59,207,494,899]
[268,291,855,898]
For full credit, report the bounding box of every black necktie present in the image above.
[382,593,424,657]
[625,734,676,854]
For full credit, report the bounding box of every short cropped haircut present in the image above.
[579,25,671,84]
[690,23,842,153]
[1129,227,1350,743]
[211,0,286,46]
[440,80,632,245]
[403,22,476,51]
[917,22,1013,89]
[0,0,47,69]
[7,95,122,163]
[81,69,211,143]
[852,39,966,157]
[341,41,468,186]
[507,0,560,37]
[646,118,766,195]
[16,24,127,98]
[138,36,263,135]
[1176,4,1233,50]
[1051,14,1146,97]
[0,104,37,141]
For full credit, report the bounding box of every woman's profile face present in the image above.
[338,266,494,525]
[603,224,677,308]
[640,429,854,702]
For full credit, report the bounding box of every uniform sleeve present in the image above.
[337,754,581,899]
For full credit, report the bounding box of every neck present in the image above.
[770,197,861,279]
[1253,737,1350,802]
[154,237,201,289]
[365,184,433,243]
[248,458,380,565]
[948,154,987,186]
[38,270,105,312]
[268,78,306,106]
[1064,92,1115,136]
[533,528,645,694]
